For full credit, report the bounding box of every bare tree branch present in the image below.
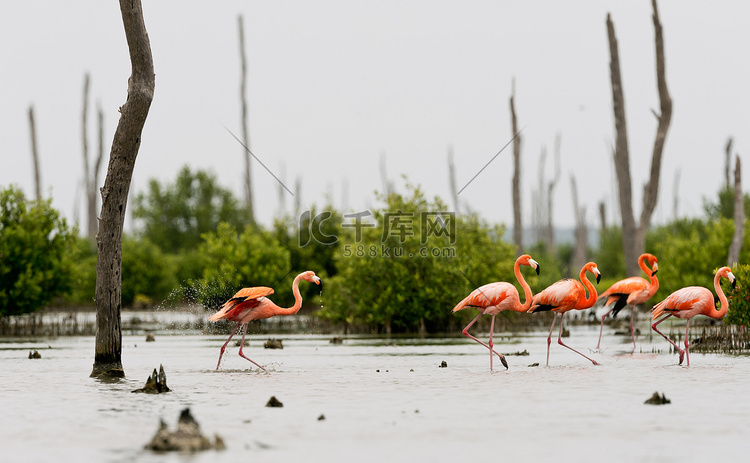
[637,0,673,250]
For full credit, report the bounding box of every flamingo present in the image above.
[208,271,321,371]
[596,253,659,350]
[452,254,540,371]
[650,266,736,366]
[528,262,601,366]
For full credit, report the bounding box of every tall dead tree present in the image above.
[81,75,106,240]
[28,106,41,201]
[91,0,154,378]
[570,175,588,273]
[606,0,672,277]
[725,138,734,188]
[545,134,561,255]
[238,15,255,225]
[447,145,460,215]
[510,81,522,255]
[728,155,744,266]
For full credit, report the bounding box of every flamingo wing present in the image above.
[452,282,518,313]
[652,286,713,319]
[599,277,649,315]
[529,279,581,312]
[208,286,274,321]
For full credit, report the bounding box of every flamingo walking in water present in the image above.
[528,262,601,366]
[208,271,321,371]
[596,253,659,350]
[651,266,736,366]
[452,254,540,371]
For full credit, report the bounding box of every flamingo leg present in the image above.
[596,306,616,350]
[461,313,506,363]
[684,319,691,367]
[216,322,242,370]
[487,314,509,371]
[557,314,599,365]
[651,313,684,364]
[237,323,267,372]
[630,305,637,351]
[546,313,558,366]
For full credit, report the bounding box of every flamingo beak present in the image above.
[594,269,601,284]
[729,272,737,290]
[529,258,540,275]
[652,262,659,276]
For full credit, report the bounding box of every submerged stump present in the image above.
[132,364,170,394]
[145,408,225,452]
[644,392,671,405]
[264,339,283,349]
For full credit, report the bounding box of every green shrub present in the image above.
[0,186,76,316]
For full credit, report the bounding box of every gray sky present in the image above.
[1,1,748,234]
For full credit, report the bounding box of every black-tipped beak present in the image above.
[535,265,541,276]
[732,278,737,290]
[651,269,658,276]
[596,274,601,284]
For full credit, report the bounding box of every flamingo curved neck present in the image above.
[579,267,597,307]
[274,273,305,316]
[640,258,659,294]
[515,260,533,310]
[713,273,729,318]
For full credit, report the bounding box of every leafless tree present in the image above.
[570,175,588,273]
[91,0,155,378]
[277,161,286,217]
[28,106,41,201]
[81,75,106,240]
[447,145,460,215]
[606,0,672,277]
[725,138,734,188]
[238,15,255,225]
[545,134,561,255]
[598,201,607,233]
[510,80,522,255]
[728,155,744,266]
[294,177,302,219]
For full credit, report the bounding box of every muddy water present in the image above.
[2,325,750,462]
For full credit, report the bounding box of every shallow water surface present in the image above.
[2,325,750,462]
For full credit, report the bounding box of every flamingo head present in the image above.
[643,253,658,276]
[518,254,541,275]
[584,262,601,284]
[718,267,737,290]
[301,271,322,288]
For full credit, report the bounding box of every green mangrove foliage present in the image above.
[0,186,76,316]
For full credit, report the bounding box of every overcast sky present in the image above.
[1,1,748,235]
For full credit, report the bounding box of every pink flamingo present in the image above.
[208,271,321,371]
[452,254,540,371]
[651,266,736,366]
[528,262,601,366]
[596,253,659,349]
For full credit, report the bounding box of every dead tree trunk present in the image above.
[635,0,673,259]
[546,134,561,256]
[28,106,41,201]
[91,0,154,379]
[606,0,672,277]
[447,145,460,215]
[510,81,522,255]
[725,138,734,188]
[728,156,744,266]
[571,175,588,273]
[238,15,255,226]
